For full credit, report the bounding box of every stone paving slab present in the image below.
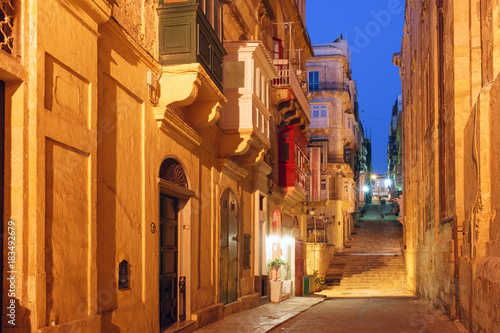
[193,297,325,333]
[268,297,468,333]
[317,288,411,298]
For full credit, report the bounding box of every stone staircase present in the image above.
[325,215,405,292]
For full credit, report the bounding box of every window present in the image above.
[311,104,327,118]
[214,0,221,39]
[200,0,222,40]
[283,143,289,161]
[255,67,261,98]
[308,71,319,92]
[348,117,351,129]
[273,38,283,59]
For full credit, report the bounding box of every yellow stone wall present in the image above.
[399,0,500,330]
[0,0,313,331]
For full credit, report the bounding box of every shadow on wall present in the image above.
[3,298,31,333]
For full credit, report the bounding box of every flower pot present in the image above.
[270,280,283,303]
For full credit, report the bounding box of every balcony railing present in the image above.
[327,154,345,164]
[272,59,310,122]
[1,0,14,54]
[309,82,350,94]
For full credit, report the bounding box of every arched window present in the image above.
[159,158,188,188]
[158,158,193,199]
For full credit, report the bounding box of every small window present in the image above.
[255,67,261,98]
[312,110,319,118]
[321,109,327,117]
[283,143,289,161]
[308,71,319,92]
[214,0,221,39]
[273,38,283,59]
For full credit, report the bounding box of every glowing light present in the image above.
[362,185,370,193]
[267,235,280,244]
[281,236,295,246]
[371,174,377,180]
[385,179,392,187]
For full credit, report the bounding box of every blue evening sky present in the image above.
[306,0,405,175]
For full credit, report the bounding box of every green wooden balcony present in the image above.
[158,0,226,90]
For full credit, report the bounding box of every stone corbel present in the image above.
[218,131,270,166]
[156,63,226,129]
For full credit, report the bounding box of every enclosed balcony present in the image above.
[218,41,277,165]
[272,59,310,129]
[278,126,308,201]
[158,0,225,89]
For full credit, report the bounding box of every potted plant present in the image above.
[267,258,288,303]
[313,270,326,292]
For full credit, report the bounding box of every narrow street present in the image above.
[268,297,463,333]
[195,204,466,332]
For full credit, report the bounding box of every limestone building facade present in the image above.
[0,0,311,332]
[305,37,362,276]
[396,0,500,331]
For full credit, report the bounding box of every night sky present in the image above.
[306,0,405,174]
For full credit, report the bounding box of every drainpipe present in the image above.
[442,214,460,319]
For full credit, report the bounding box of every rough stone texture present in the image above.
[111,0,158,57]
[397,0,500,331]
[0,0,313,332]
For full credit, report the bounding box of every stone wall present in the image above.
[398,0,500,330]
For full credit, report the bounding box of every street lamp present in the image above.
[385,179,392,187]
[362,185,370,193]
[371,174,377,180]
[310,208,316,243]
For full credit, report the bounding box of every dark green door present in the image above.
[160,195,178,328]
[220,189,239,304]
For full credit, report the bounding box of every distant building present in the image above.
[305,35,363,277]
[387,95,402,197]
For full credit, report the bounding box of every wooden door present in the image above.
[159,195,178,328]
[220,189,239,304]
[295,239,304,295]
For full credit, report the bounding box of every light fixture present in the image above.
[362,185,370,193]
[371,174,377,180]
[385,179,392,187]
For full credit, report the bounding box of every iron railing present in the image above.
[272,59,310,121]
[309,82,350,93]
[0,0,14,54]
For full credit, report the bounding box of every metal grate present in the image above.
[0,0,14,54]
[159,158,188,188]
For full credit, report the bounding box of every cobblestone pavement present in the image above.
[269,297,467,333]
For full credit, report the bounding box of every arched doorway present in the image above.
[220,188,239,304]
[158,158,190,329]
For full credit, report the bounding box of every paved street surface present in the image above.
[193,297,325,333]
[269,297,466,333]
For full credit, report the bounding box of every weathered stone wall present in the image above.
[111,0,158,57]
[399,0,500,330]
